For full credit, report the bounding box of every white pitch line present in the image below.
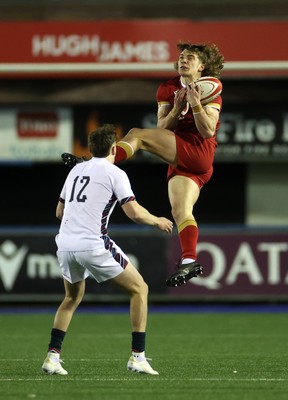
[0,377,287,382]
[0,358,124,362]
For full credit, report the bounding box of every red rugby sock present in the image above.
[178,220,198,260]
[115,142,134,164]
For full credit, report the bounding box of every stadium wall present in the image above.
[1,226,288,303]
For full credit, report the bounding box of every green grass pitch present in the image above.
[1,307,288,400]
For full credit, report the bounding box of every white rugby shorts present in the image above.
[57,240,129,283]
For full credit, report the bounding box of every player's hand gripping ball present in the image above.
[195,76,222,105]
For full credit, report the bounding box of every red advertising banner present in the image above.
[17,112,58,138]
[0,20,287,78]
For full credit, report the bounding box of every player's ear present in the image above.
[111,143,116,155]
[199,64,205,72]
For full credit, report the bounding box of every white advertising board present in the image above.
[0,108,73,161]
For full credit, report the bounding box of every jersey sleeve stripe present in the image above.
[158,101,171,106]
[119,196,136,206]
[206,102,221,110]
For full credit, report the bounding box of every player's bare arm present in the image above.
[121,201,173,233]
[186,84,219,138]
[191,105,220,139]
[56,201,64,220]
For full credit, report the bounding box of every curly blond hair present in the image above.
[174,42,225,78]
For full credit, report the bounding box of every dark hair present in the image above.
[174,42,225,78]
[88,124,117,157]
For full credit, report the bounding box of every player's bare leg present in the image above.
[53,280,85,331]
[111,262,148,332]
[112,262,158,375]
[168,175,199,232]
[61,127,177,167]
[116,128,178,165]
[42,280,85,375]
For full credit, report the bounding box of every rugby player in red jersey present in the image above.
[62,42,224,287]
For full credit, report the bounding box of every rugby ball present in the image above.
[195,76,222,105]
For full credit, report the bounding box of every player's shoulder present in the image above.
[157,76,181,102]
[88,159,129,184]
[105,160,128,177]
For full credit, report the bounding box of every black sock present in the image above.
[48,328,66,353]
[132,332,146,353]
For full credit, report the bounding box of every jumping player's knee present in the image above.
[127,127,140,137]
[170,206,185,224]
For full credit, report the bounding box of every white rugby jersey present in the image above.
[56,157,135,251]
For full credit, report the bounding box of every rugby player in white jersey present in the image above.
[42,124,173,376]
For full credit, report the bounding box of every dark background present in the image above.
[1,160,246,226]
[0,0,286,228]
